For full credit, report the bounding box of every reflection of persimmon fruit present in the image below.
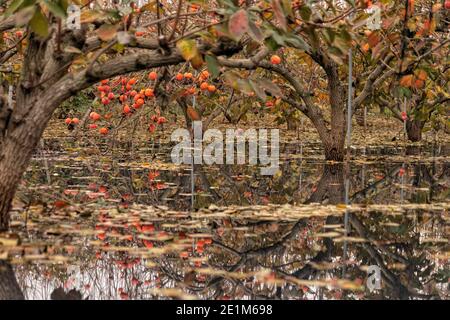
[270,55,281,65]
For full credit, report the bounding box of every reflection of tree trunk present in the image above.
[0,261,24,300]
[307,164,345,205]
[292,164,344,279]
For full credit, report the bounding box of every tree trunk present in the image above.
[0,98,51,230]
[286,117,299,131]
[323,136,345,161]
[0,261,24,299]
[406,118,425,142]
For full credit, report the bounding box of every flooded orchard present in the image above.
[1,118,448,300]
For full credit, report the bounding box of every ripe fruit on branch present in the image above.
[200,70,209,79]
[200,82,209,90]
[144,88,154,97]
[270,55,281,65]
[101,79,109,85]
[184,72,193,79]
[207,84,216,92]
[65,118,72,125]
[135,31,145,37]
[175,73,184,81]
[128,78,137,85]
[89,124,97,129]
[157,117,167,124]
[401,111,408,121]
[90,112,101,121]
[148,71,157,81]
[72,118,79,125]
[99,127,109,135]
[123,105,131,114]
[136,98,144,106]
[101,98,110,105]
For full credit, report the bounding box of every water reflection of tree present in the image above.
[3,163,448,300]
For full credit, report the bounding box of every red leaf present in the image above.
[228,9,248,40]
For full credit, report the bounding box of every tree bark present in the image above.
[0,261,24,299]
[406,118,425,142]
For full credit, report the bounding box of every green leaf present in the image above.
[5,0,26,17]
[284,34,310,51]
[249,79,267,101]
[205,55,220,79]
[228,9,248,41]
[257,78,282,97]
[271,0,287,31]
[248,19,264,43]
[43,0,67,18]
[299,4,312,21]
[282,0,293,18]
[29,8,49,37]
[264,36,280,51]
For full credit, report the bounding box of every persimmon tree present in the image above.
[0,0,241,230]
[357,0,449,141]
